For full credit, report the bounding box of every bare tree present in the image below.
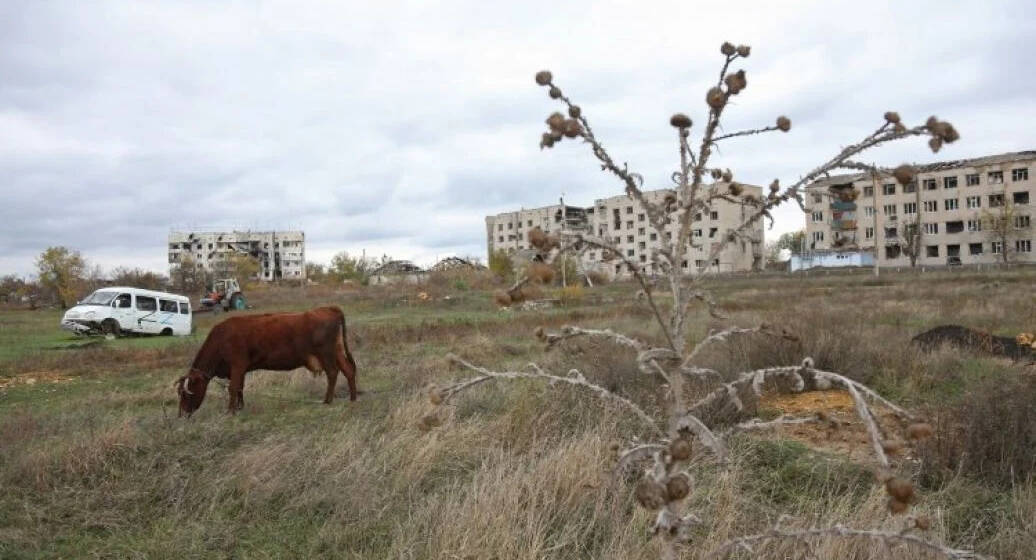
[980,185,1024,264]
[426,43,975,559]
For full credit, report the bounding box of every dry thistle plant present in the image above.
[427,42,981,559]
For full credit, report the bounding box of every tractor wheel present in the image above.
[101,319,121,337]
[231,293,246,310]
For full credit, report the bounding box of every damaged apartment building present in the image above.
[168,230,306,281]
[801,151,1034,269]
[485,185,765,279]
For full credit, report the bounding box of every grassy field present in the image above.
[1,270,1034,559]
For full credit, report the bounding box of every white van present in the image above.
[61,287,192,336]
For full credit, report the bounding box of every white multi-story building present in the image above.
[168,230,306,281]
[486,185,765,278]
[803,151,1035,267]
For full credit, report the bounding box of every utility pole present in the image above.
[871,171,881,278]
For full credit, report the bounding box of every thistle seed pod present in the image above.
[670,113,692,128]
[906,422,934,441]
[894,123,907,134]
[706,87,727,110]
[776,116,791,132]
[634,479,668,510]
[724,70,747,94]
[666,474,691,501]
[669,437,693,460]
[885,477,915,503]
[769,179,780,193]
[546,112,566,132]
[568,105,581,119]
[711,169,723,180]
[888,497,910,514]
[535,70,553,86]
[721,42,736,56]
[928,137,943,153]
[892,164,916,185]
[884,111,901,124]
[540,133,555,150]
[915,516,932,531]
[926,116,939,129]
[736,45,751,57]
[548,86,562,99]
[429,387,444,405]
[493,290,512,306]
[420,413,442,429]
[728,182,743,196]
[722,169,733,182]
[881,440,905,455]
[562,118,584,138]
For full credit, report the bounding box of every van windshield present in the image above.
[80,291,118,306]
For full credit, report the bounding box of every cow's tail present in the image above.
[340,312,357,371]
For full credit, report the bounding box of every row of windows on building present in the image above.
[609,259,722,274]
[812,215,1032,242]
[495,207,724,233]
[811,192,1030,223]
[811,168,1030,204]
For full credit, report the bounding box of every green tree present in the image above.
[488,249,514,282]
[329,252,374,283]
[36,246,88,308]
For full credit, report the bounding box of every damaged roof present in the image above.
[807,150,1036,189]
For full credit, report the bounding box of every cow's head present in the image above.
[175,369,211,417]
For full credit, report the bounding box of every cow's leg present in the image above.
[319,354,339,404]
[336,344,358,401]
[228,363,247,413]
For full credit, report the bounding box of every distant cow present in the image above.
[175,306,357,417]
[911,324,1031,361]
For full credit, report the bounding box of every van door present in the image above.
[177,301,192,335]
[112,293,135,331]
[157,299,180,334]
[134,295,161,334]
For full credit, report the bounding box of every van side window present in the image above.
[115,294,131,308]
[159,299,178,312]
[179,302,190,315]
[136,296,157,311]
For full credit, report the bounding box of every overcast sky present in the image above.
[1,0,1033,277]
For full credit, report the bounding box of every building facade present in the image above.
[803,151,1035,267]
[168,230,306,281]
[485,185,765,278]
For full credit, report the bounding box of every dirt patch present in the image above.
[758,390,901,463]
[0,370,79,389]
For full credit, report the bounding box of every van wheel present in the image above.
[101,319,121,337]
[160,328,173,336]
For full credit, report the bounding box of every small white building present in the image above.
[790,250,875,272]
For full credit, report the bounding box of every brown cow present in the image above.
[175,306,357,417]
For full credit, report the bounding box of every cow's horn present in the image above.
[181,377,192,395]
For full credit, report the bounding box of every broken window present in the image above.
[136,296,157,312]
[650,233,657,241]
[903,182,917,194]
[883,183,896,195]
[638,213,645,222]
[884,227,898,239]
[626,249,634,256]
[944,198,959,211]
[1013,191,1029,205]
[923,178,937,190]
[1012,168,1029,182]
[946,221,964,234]
[969,243,983,255]
[1015,215,1031,229]
[885,245,901,259]
[966,173,980,186]
[638,241,646,250]
[692,229,702,237]
[625,221,632,229]
[626,235,634,243]
[863,186,874,197]
[988,171,1004,184]
[639,255,647,263]
[944,176,958,189]
[681,260,688,268]
[637,227,645,235]
[947,244,960,257]
[967,220,982,232]
[926,245,939,258]
[709,228,718,238]
[989,194,1005,207]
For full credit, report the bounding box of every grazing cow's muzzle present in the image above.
[176,373,209,417]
